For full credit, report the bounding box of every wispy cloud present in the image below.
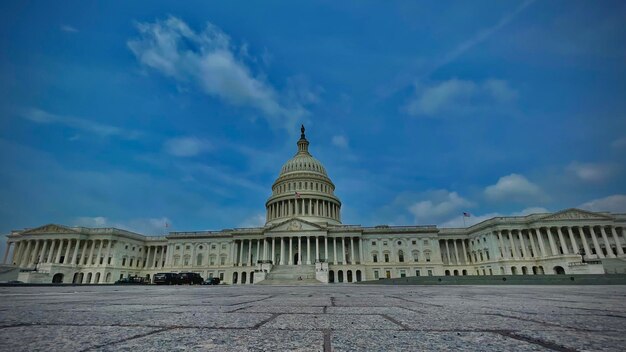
[408,190,474,224]
[19,107,143,140]
[128,16,311,131]
[74,216,172,235]
[579,194,626,213]
[440,206,549,228]
[331,135,349,149]
[164,136,212,157]
[567,161,616,182]
[60,25,78,33]
[404,78,517,117]
[484,173,545,202]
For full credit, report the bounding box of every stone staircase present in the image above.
[256,265,322,285]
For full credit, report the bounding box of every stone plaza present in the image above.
[1,284,625,351]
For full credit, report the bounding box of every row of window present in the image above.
[275,181,331,194]
[371,250,432,263]
[372,239,430,246]
[373,268,435,279]
[174,243,227,251]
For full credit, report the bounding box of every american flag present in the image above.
[463,212,471,217]
[295,192,301,198]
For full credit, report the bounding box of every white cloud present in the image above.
[60,25,78,33]
[408,190,473,224]
[579,194,626,213]
[164,137,212,157]
[405,78,517,116]
[238,214,266,228]
[331,135,349,149]
[611,136,626,149]
[484,173,544,202]
[74,216,172,235]
[19,107,142,140]
[567,161,615,182]
[128,16,308,130]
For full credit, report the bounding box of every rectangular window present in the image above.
[374,270,379,279]
[372,241,376,245]
[383,241,388,246]
[373,254,378,263]
[221,244,226,250]
[423,240,429,246]
[122,258,126,266]
[100,257,103,265]
[211,244,216,249]
[400,270,406,278]
[186,245,190,250]
[384,253,389,262]
[427,270,433,276]
[412,240,417,245]
[220,257,226,265]
[108,257,111,265]
[219,272,224,280]
[129,259,133,267]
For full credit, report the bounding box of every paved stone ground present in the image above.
[0,285,625,351]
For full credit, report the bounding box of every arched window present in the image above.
[412,250,419,262]
[398,250,404,262]
[384,252,390,263]
[209,255,216,266]
[196,253,203,266]
[372,252,378,263]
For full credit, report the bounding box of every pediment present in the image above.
[539,208,613,221]
[266,218,325,233]
[21,224,78,235]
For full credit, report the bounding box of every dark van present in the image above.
[153,272,178,285]
[177,272,203,285]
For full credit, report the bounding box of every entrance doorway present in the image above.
[293,253,299,265]
[52,273,64,283]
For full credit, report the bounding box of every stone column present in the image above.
[507,232,518,258]
[3,242,11,264]
[11,242,21,265]
[325,237,328,262]
[566,227,580,254]
[611,226,624,255]
[461,240,468,264]
[72,240,82,265]
[39,240,49,264]
[358,238,364,264]
[87,240,96,266]
[497,231,506,259]
[247,240,252,265]
[348,237,354,264]
[28,240,39,266]
[444,240,451,264]
[55,240,64,264]
[556,227,569,254]
[280,237,285,265]
[536,229,547,257]
[289,237,293,265]
[453,240,460,264]
[342,237,347,264]
[600,226,616,258]
[256,239,261,263]
[298,237,302,265]
[528,231,538,258]
[589,227,604,258]
[239,240,244,265]
[95,241,104,267]
[315,237,319,262]
[62,240,72,264]
[106,240,114,266]
[272,237,276,264]
[47,240,57,263]
[306,236,311,264]
[546,228,558,256]
[518,231,528,258]
[333,237,338,265]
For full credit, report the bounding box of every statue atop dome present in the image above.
[300,124,306,139]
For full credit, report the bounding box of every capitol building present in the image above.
[3,127,626,284]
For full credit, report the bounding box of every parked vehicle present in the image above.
[153,272,178,285]
[177,272,203,285]
[203,277,221,285]
[115,276,147,285]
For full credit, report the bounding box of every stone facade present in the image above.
[3,127,625,284]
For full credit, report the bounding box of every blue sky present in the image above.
[1,1,625,253]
